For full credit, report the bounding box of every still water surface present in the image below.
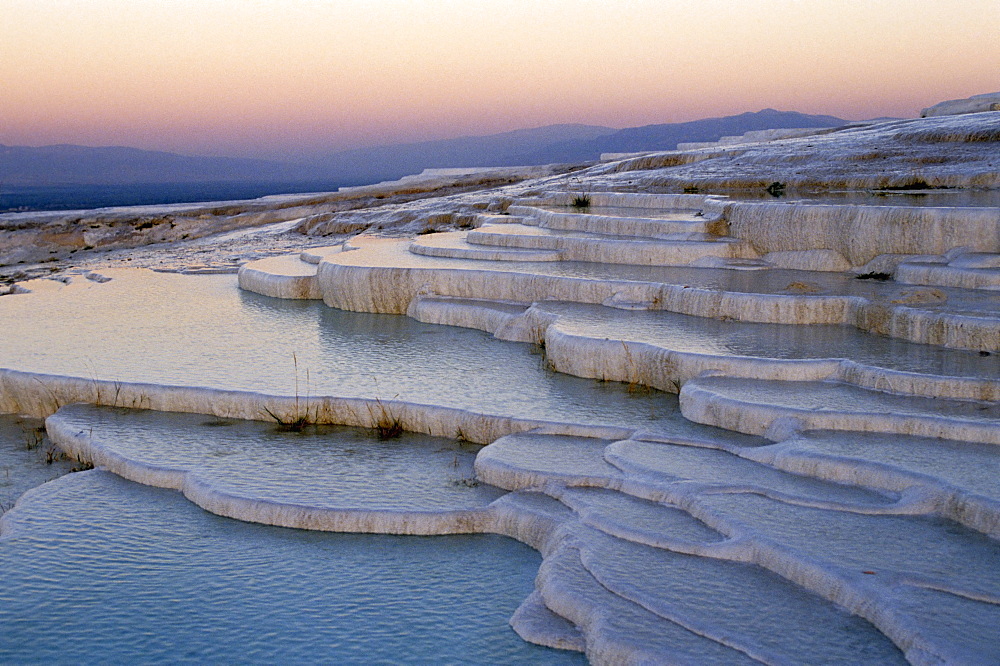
[0,471,582,663]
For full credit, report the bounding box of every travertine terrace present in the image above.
[3,108,1000,663]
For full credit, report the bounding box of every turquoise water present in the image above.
[0,471,583,664]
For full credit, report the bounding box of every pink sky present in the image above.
[2,0,998,159]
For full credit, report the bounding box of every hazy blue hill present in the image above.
[303,124,617,183]
[0,124,616,193]
[0,181,357,213]
[514,109,850,163]
[0,144,301,186]
[1,111,860,211]
[2,113,849,190]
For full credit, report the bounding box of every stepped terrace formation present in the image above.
[1,108,999,663]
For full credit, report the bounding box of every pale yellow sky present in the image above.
[1,0,997,158]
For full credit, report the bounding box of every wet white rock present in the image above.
[741,430,1000,538]
[237,254,321,299]
[921,93,1000,118]
[680,375,1000,444]
[241,234,1000,350]
[726,202,1000,267]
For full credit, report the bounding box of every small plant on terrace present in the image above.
[261,352,314,432]
[44,446,70,465]
[854,271,892,281]
[368,396,404,440]
[262,406,312,432]
[572,193,592,209]
[69,457,95,473]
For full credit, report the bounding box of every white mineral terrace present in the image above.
[3,111,1000,664]
[233,180,1000,663]
[239,192,1000,352]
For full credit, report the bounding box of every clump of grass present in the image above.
[855,271,892,281]
[765,181,786,197]
[571,193,592,209]
[69,458,95,473]
[44,446,70,465]
[262,352,314,432]
[262,406,312,432]
[31,377,64,414]
[368,396,403,440]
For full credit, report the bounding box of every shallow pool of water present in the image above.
[53,404,506,512]
[0,270,676,431]
[0,414,75,513]
[790,431,1000,501]
[542,302,999,380]
[0,471,583,664]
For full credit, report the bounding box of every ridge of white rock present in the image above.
[1,367,637,442]
[676,126,836,150]
[46,405,502,535]
[404,296,1000,401]
[679,375,1000,445]
[896,252,1000,291]
[921,92,1000,118]
[236,254,322,299]
[466,224,754,266]
[591,111,1000,191]
[241,234,1000,350]
[474,431,999,664]
[724,202,1000,267]
[736,430,1000,538]
[409,231,564,262]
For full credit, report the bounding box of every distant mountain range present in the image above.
[518,109,849,163]
[302,124,616,184]
[0,144,293,187]
[2,110,851,189]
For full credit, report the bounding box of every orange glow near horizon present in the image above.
[2,0,998,159]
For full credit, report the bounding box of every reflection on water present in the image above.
[0,270,673,430]
[55,404,506,511]
[0,471,583,664]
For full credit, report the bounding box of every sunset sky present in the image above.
[2,0,998,159]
